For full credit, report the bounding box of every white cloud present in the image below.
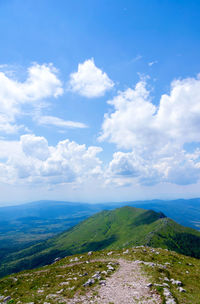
[0,134,103,186]
[0,63,63,133]
[148,60,158,66]
[0,140,21,159]
[99,80,156,151]
[132,55,142,62]
[21,134,50,161]
[68,58,114,98]
[100,76,200,186]
[100,76,200,150]
[37,115,88,129]
[107,150,200,187]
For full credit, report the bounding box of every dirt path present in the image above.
[68,259,162,304]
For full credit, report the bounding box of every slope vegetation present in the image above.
[1,206,200,277]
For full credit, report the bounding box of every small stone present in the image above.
[83,278,95,287]
[60,282,69,286]
[92,273,101,280]
[3,296,11,303]
[171,279,182,286]
[165,299,176,304]
[123,249,129,254]
[46,294,58,299]
[37,289,44,293]
[163,288,172,297]
[178,287,186,293]
[101,270,107,275]
[107,265,114,271]
[88,251,93,256]
[146,283,153,287]
[56,289,63,294]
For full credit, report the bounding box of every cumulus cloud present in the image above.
[107,150,200,187]
[0,134,103,186]
[0,63,63,133]
[21,134,50,161]
[68,58,114,98]
[100,76,200,186]
[99,80,157,151]
[37,115,88,129]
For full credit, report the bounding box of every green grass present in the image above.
[0,257,117,303]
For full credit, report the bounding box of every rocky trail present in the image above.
[67,258,162,304]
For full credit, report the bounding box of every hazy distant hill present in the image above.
[128,198,200,230]
[1,206,200,278]
[0,200,104,258]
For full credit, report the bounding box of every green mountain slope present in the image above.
[1,206,200,277]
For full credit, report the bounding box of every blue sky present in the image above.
[1,0,200,204]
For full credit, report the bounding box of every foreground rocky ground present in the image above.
[0,246,199,303]
[67,258,161,304]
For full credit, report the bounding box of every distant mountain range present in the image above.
[1,206,200,278]
[0,198,199,262]
[0,198,199,247]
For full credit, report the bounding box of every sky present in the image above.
[1,0,200,204]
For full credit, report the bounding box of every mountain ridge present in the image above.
[1,206,200,278]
